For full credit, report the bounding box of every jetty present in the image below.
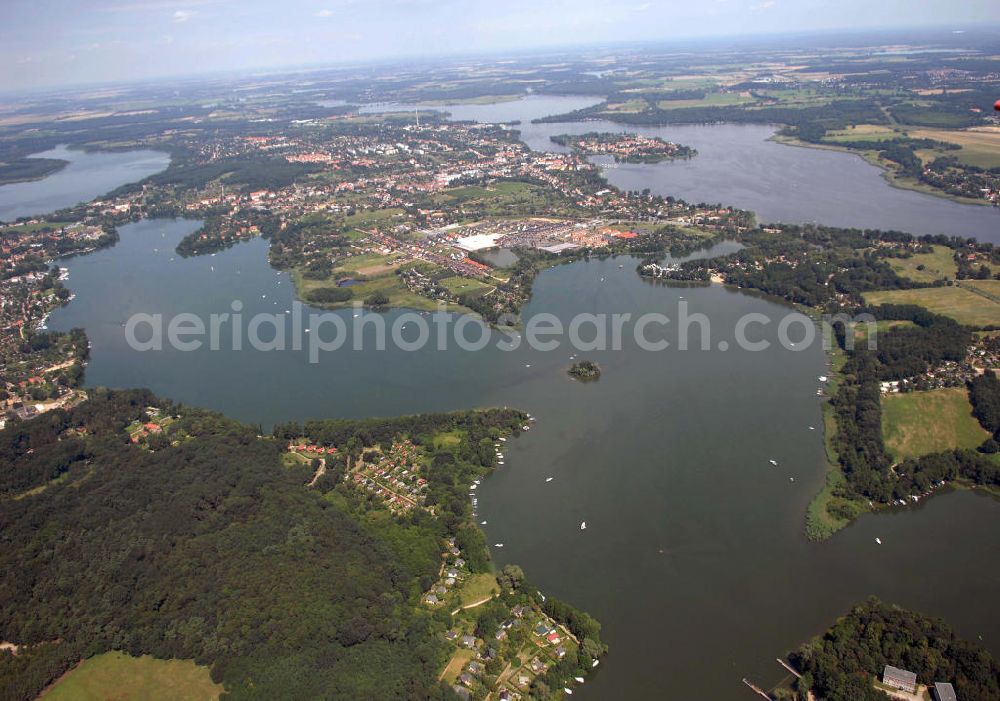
[742,678,771,700]
[777,658,802,679]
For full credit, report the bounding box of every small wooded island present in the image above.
[550,132,696,163]
[568,360,601,381]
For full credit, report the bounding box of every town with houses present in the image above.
[0,105,753,432]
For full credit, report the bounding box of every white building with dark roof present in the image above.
[883,665,918,693]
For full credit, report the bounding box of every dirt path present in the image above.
[450,594,497,616]
[306,458,327,487]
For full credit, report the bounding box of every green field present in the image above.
[881,388,989,461]
[342,207,405,233]
[654,92,755,110]
[886,246,957,283]
[439,649,475,684]
[0,220,74,234]
[42,652,222,701]
[456,572,500,607]
[908,127,1000,169]
[822,123,901,143]
[432,429,465,450]
[441,275,493,298]
[864,286,1000,327]
[431,180,571,216]
[962,279,1000,303]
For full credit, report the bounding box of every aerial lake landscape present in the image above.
[5,17,1000,701]
[0,145,169,223]
[46,217,1000,699]
[8,93,1000,699]
[368,94,1000,240]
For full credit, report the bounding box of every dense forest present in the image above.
[0,157,67,186]
[0,390,532,700]
[788,598,1000,701]
[969,373,1000,447]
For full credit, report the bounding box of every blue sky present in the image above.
[1,0,999,91]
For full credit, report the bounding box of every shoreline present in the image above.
[769,133,995,209]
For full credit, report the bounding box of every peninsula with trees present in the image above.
[0,389,605,700]
[775,598,1000,700]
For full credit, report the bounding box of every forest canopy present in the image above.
[0,390,526,700]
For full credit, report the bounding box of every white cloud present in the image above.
[173,9,195,22]
[750,0,775,9]
[633,2,652,11]
[316,8,334,17]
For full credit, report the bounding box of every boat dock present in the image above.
[777,658,802,679]
[742,678,771,700]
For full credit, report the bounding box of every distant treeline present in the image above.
[0,157,67,185]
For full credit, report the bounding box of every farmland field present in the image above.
[864,286,1000,327]
[882,388,990,461]
[908,127,1000,169]
[886,245,957,283]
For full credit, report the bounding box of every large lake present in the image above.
[366,95,1000,241]
[29,94,1000,699]
[48,218,1000,700]
[0,145,169,223]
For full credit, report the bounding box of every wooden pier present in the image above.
[777,658,802,679]
[742,677,772,700]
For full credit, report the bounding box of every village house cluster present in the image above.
[347,438,429,513]
[443,593,582,701]
[556,131,696,163]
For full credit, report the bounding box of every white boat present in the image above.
[818,375,828,382]
[808,426,815,430]
[545,477,553,482]
[498,461,504,465]
[789,477,794,482]
[480,521,487,525]
[470,484,477,490]
[525,364,531,368]
[769,459,778,466]
[580,522,587,530]
[875,537,882,545]
[575,676,585,683]
[494,543,504,548]
[564,689,573,695]
[592,659,599,668]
